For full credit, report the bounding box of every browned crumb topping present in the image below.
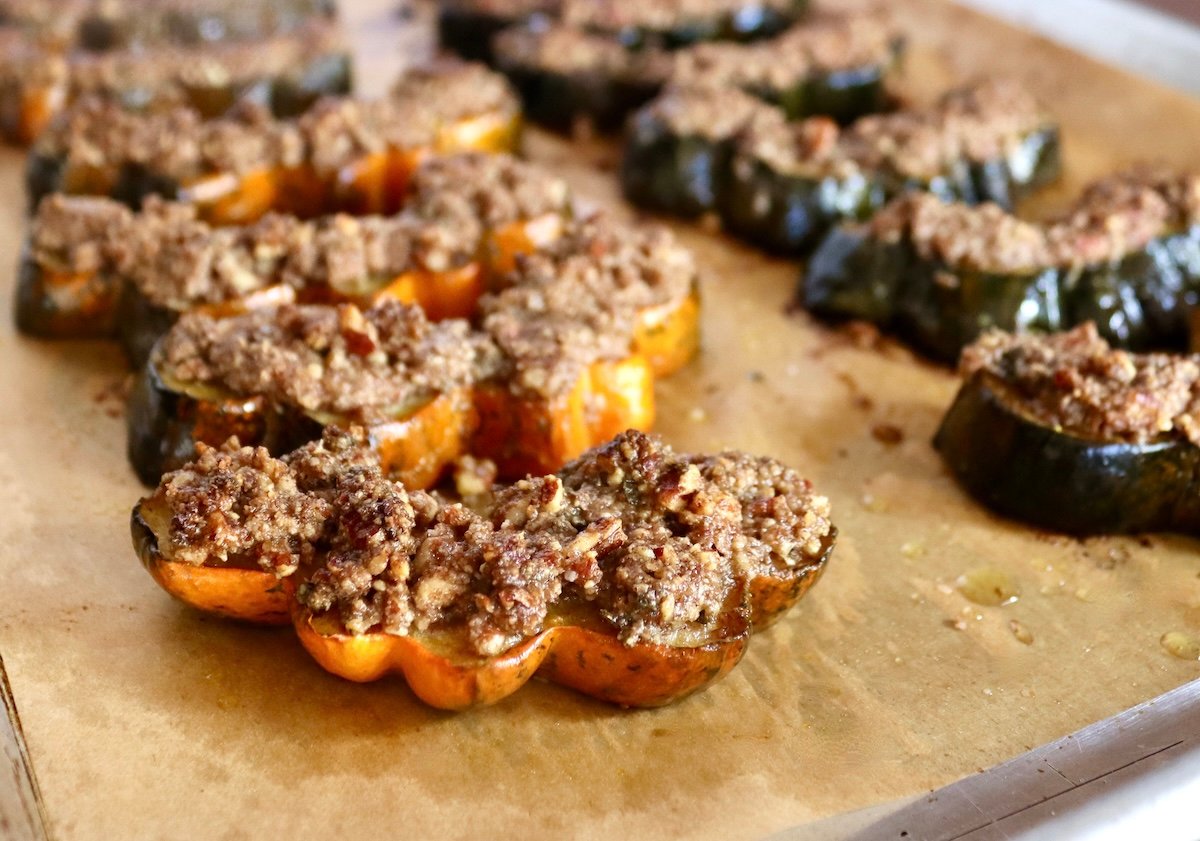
[35,95,303,179]
[112,199,298,307]
[548,430,740,644]
[1046,168,1198,266]
[870,169,1200,272]
[29,153,569,310]
[633,84,772,141]
[157,428,831,653]
[870,193,1051,273]
[493,21,673,81]
[696,451,834,578]
[35,62,515,181]
[672,11,898,92]
[283,425,382,498]
[1,0,333,46]
[50,196,430,310]
[741,79,1049,181]
[404,152,572,231]
[61,21,346,102]
[159,440,328,574]
[29,193,130,274]
[389,59,516,120]
[157,301,496,422]
[481,215,697,396]
[144,212,694,417]
[300,62,517,175]
[561,0,796,32]
[961,323,1200,444]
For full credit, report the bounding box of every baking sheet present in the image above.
[3,0,1200,837]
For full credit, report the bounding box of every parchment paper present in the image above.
[2,1,1199,838]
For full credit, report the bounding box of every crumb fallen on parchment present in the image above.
[871,423,904,445]
[92,375,131,419]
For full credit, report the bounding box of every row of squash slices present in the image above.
[11,0,854,710]
[447,0,1200,541]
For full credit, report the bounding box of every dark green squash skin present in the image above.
[498,63,663,134]
[934,373,1200,535]
[127,362,210,486]
[493,3,846,134]
[744,39,904,124]
[619,64,907,219]
[598,0,810,50]
[26,154,182,216]
[25,154,67,215]
[268,51,353,118]
[437,7,530,64]
[621,117,733,217]
[724,125,1061,255]
[87,50,352,121]
[435,1,799,64]
[115,287,179,370]
[802,223,1200,362]
[127,360,291,485]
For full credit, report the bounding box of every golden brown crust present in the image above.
[152,428,834,654]
[157,301,496,422]
[28,153,572,309]
[870,169,1200,272]
[741,79,1050,181]
[961,324,1200,444]
[33,61,517,180]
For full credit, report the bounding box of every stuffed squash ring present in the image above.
[0,21,351,145]
[624,78,1060,252]
[803,167,1200,360]
[25,60,522,223]
[492,10,902,133]
[126,214,701,486]
[131,427,836,708]
[16,153,572,354]
[0,0,344,144]
[935,324,1200,536]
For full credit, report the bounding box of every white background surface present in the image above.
[957,0,1200,95]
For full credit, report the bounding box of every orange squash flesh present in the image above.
[331,110,523,218]
[473,355,656,479]
[120,109,524,226]
[178,169,282,226]
[437,108,522,155]
[368,263,488,321]
[131,498,291,625]
[134,478,831,709]
[484,213,566,276]
[274,164,333,218]
[747,531,837,630]
[294,614,557,707]
[334,148,423,216]
[157,387,273,462]
[293,585,749,710]
[364,389,478,489]
[365,214,566,320]
[142,353,653,486]
[136,366,474,490]
[3,84,67,146]
[586,355,657,445]
[60,161,118,197]
[634,284,702,377]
